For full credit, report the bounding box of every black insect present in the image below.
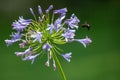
[81,21,90,30]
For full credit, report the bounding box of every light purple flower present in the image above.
[75,36,92,48]
[54,8,67,14]
[23,54,39,64]
[30,8,35,16]
[5,39,14,46]
[54,18,62,30]
[53,13,66,31]
[19,40,27,48]
[18,17,32,25]
[5,32,22,46]
[61,52,72,62]
[12,17,32,31]
[60,13,66,20]
[10,32,22,40]
[62,29,75,41]
[31,31,42,43]
[38,5,43,16]
[46,5,53,13]
[65,14,80,29]
[15,52,25,56]
[47,24,57,34]
[43,43,52,51]
[5,39,19,46]
[54,8,67,26]
[24,47,32,54]
[15,47,32,56]
[47,15,65,33]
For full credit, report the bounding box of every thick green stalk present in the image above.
[51,48,67,80]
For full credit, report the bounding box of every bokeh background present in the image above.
[0,0,120,80]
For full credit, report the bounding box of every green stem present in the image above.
[51,48,67,80]
[51,12,54,23]
[33,15,37,21]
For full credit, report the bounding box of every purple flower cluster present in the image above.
[12,17,32,31]
[5,5,92,71]
[15,47,39,64]
[62,29,75,42]
[65,14,80,29]
[5,32,22,46]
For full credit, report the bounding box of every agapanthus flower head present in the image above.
[5,5,92,78]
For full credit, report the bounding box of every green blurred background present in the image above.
[0,0,120,80]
